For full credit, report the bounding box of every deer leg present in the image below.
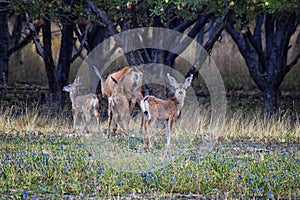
[83,109,91,133]
[123,106,130,133]
[94,106,101,132]
[107,99,113,135]
[73,110,79,132]
[129,98,136,116]
[166,118,172,147]
[108,110,113,135]
[142,117,148,148]
[147,121,153,148]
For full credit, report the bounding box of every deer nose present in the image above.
[178,91,183,95]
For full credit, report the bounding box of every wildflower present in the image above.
[117,178,122,186]
[63,168,68,173]
[169,177,174,182]
[258,185,262,190]
[237,175,242,180]
[52,166,55,171]
[23,191,27,199]
[190,156,196,162]
[272,174,276,179]
[230,163,237,168]
[268,190,273,195]
[51,135,56,141]
[98,166,103,174]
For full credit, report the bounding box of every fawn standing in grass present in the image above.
[140,73,193,148]
[63,76,100,134]
[107,76,131,134]
[93,65,143,134]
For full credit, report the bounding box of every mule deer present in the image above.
[107,77,131,134]
[141,73,193,148]
[93,65,143,134]
[93,65,143,114]
[63,76,101,133]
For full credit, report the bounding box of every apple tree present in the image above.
[0,1,38,85]
[225,0,300,114]
[9,0,89,110]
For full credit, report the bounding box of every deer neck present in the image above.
[171,96,184,110]
[69,91,78,107]
[172,96,185,109]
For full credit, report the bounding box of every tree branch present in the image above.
[245,27,266,70]
[253,14,264,53]
[165,14,211,65]
[287,51,300,71]
[226,22,261,80]
[89,1,118,35]
[172,19,195,33]
[71,3,91,62]
[203,11,231,53]
[9,14,23,47]
[7,32,33,57]
[187,9,232,78]
[25,12,44,59]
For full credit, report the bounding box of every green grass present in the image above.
[0,133,299,199]
[0,99,299,199]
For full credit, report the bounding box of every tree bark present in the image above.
[0,4,9,84]
[55,21,75,108]
[42,16,60,111]
[263,88,280,115]
[226,12,299,114]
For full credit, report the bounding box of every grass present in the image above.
[0,98,299,199]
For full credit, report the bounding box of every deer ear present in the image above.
[111,76,118,84]
[93,65,106,82]
[167,73,178,88]
[184,74,193,88]
[74,76,82,85]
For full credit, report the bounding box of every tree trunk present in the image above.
[42,16,60,111]
[55,22,74,108]
[226,12,298,114]
[262,88,280,114]
[0,5,9,84]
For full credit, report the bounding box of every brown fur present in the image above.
[63,77,100,134]
[141,73,193,148]
[93,66,143,134]
[102,66,137,98]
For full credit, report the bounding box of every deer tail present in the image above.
[90,96,99,107]
[140,97,151,120]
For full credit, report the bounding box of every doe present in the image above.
[140,73,193,148]
[63,76,101,133]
